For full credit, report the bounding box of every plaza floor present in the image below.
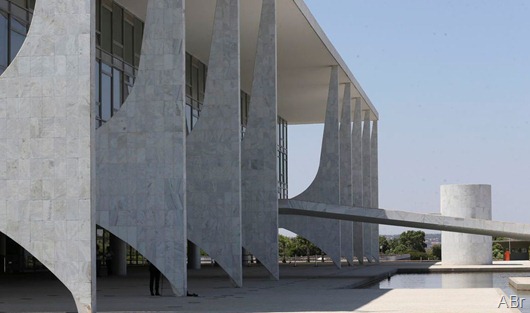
[0,261,526,312]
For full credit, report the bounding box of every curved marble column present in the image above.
[242,0,278,280]
[186,0,243,287]
[352,98,364,264]
[280,66,341,268]
[339,84,353,265]
[362,111,372,262]
[0,0,94,311]
[96,0,187,296]
[370,120,379,262]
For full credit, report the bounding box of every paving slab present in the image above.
[510,277,530,290]
[0,262,525,313]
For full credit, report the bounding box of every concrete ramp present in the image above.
[279,199,530,240]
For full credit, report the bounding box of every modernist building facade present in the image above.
[0,0,380,311]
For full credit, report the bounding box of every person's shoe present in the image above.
[155,292,161,296]
[151,292,154,296]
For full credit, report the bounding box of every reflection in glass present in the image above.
[9,30,24,62]
[101,70,112,122]
[112,68,121,111]
[0,0,34,73]
[100,5,112,53]
[0,12,7,70]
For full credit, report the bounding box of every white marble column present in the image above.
[441,185,492,265]
[279,66,342,268]
[352,98,364,264]
[339,84,353,266]
[370,121,379,262]
[0,0,95,311]
[241,0,279,280]
[362,111,372,262]
[187,0,243,287]
[96,0,187,296]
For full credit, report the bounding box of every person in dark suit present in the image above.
[149,262,161,296]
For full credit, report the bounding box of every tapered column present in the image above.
[279,66,341,268]
[370,121,379,262]
[339,84,353,266]
[352,98,364,264]
[242,0,278,280]
[187,0,242,287]
[0,0,95,310]
[96,0,187,296]
[362,111,372,262]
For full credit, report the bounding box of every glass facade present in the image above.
[0,0,35,76]
[185,52,251,138]
[95,0,143,127]
[94,0,288,197]
[277,116,288,199]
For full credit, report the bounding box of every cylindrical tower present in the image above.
[441,184,492,265]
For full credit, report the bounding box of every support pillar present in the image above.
[370,121,380,262]
[279,66,341,268]
[0,0,95,310]
[441,184,492,265]
[187,242,201,270]
[110,234,127,276]
[96,0,187,296]
[362,111,372,262]
[187,0,242,287]
[241,0,278,280]
[339,83,353,266]
[352,98,364,264]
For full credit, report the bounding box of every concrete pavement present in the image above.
[0,262,524,312]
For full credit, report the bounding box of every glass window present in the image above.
[0,0,8,11]
[112,67,121,111]
[10,0,25,8]
[112,3,122,43]
[9,30,24,62]
[0,12,7,68]
[101,64,112,122]
[123,20,133,65]
[112,3,122,57]
[185,104,192,134]
[100,5,112,53]
[191,65,198,102]
[10,16,26,34]
[133,18,143,67]
[10,3,26,20]
[95,60,100,107]
[198,63,205,103]
[123,74,133,100]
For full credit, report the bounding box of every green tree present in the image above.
[431,244,441,260]
[278,235,293,263]
[291,236,322,262]
[392,243,409,255]
[398,230,427,252]
[379,236,390,254]
[492,242,504,260]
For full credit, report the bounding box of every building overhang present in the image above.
[115,0,378,124]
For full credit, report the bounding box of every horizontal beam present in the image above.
[279,199,530,240]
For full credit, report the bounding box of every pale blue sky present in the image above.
[288,1,530,234]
